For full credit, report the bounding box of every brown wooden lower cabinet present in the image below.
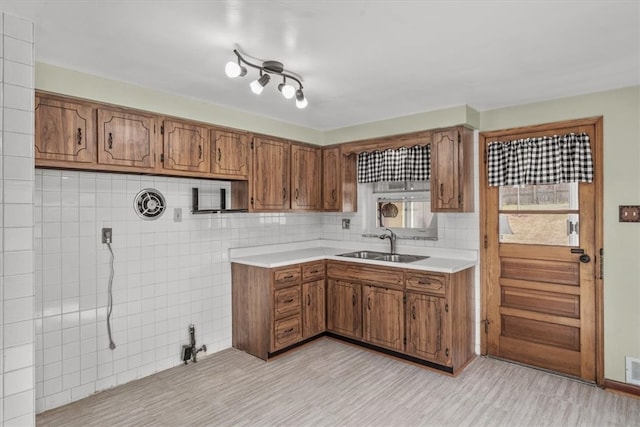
[232,258,474,374]
[327,279,362,339]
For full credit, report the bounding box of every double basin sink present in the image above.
[337,250,429,264]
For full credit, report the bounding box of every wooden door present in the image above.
[291,144,322,210]
[327,279,361,339]
[431,129,460,211]
[481,117,603,382]
[211,130,249,178]
[302,280,326,338]
[162,120,208,173]
[322,147,340,211]
[406,292,448,364]
[363,285,404,351]
[252,137,290,211]
[35,95,96,164]
[97,108,155,168]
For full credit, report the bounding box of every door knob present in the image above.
[579,254,591,263]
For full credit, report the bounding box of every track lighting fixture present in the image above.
[225,49,308,109]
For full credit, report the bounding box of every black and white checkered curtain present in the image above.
[357,145,430,183]
[487,133,593,186]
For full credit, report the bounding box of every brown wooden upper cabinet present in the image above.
[211,129,249,179]
[97,107,156,169]
[430,126,474,212]
[251,136,290,211]
[161,119,208,173]
[291,143,322,211]
[35,94,96,166]
[322,147,357,212]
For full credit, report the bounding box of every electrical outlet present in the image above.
[342,219,350,229]
[174,208,182,222]
[619,206,640,223]
[102,228,112,243]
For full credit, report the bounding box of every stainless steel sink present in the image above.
[376,254,429,263]
[337,250,387,259]
[337,251,429,263]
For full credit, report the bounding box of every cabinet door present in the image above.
[327,279,361,339]
[211,130,249,178]
[252,137,290,211]
[291,144,322,210]
[431,129,460,211]
[363,285,404,351]
[322,147,340,211]
[97,108,156,169]
[35,95,96,164]
[406,292,450,365]
[303,280,326,338]
[162,120,208,173]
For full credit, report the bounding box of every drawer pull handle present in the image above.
[283,275,294,280]
[331,189,336,201]
[367,297,371,310]
[284,298,294,303]
[199,145,202,159]
[352,294,356,306]
[412,306,416,320]
[77,128,82,145]
[307,294,311,306]
[440,183,444,197]
[418,280,429,285]
[445,304,449,313]
[308,270,319,274]
[445,348,450,357]
[285,328,294,334]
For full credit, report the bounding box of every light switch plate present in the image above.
[619,205,640,223]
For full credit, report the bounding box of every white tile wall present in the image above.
[1,11,36,427]
[34,170,323,412]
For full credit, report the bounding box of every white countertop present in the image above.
[229,240,477,273]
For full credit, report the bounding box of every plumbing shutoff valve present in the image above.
[182,324,207,364]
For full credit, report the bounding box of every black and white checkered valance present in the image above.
[487,133,593,187]
[357,145,430,183]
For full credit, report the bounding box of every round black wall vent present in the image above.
[133,188,166,220]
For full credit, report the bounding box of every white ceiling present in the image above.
[2,0,639,130]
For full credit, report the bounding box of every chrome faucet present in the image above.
[379,228,397,254]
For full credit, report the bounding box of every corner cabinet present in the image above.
[291,144,322,211]
[251,136,290,211]
[35,94,97,167]
[431,126,474,212]
[322,147,357,212]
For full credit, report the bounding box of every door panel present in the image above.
[481,118,602,382]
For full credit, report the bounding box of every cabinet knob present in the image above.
[77,128,82,145]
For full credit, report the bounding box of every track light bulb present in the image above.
[278,82,296,99]
[295,89,308,109]
[225,61,246,78]
[250,74,271,95]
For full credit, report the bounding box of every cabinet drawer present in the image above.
[274,286,301,319]
[273,266,301,287]
[273,314,302,351]
[405,272,448,295]
[302,262,325,281]
[327,261,404,289]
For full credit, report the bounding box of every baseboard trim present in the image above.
[604,379,640,398]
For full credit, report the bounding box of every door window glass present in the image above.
[498,183,579,246]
